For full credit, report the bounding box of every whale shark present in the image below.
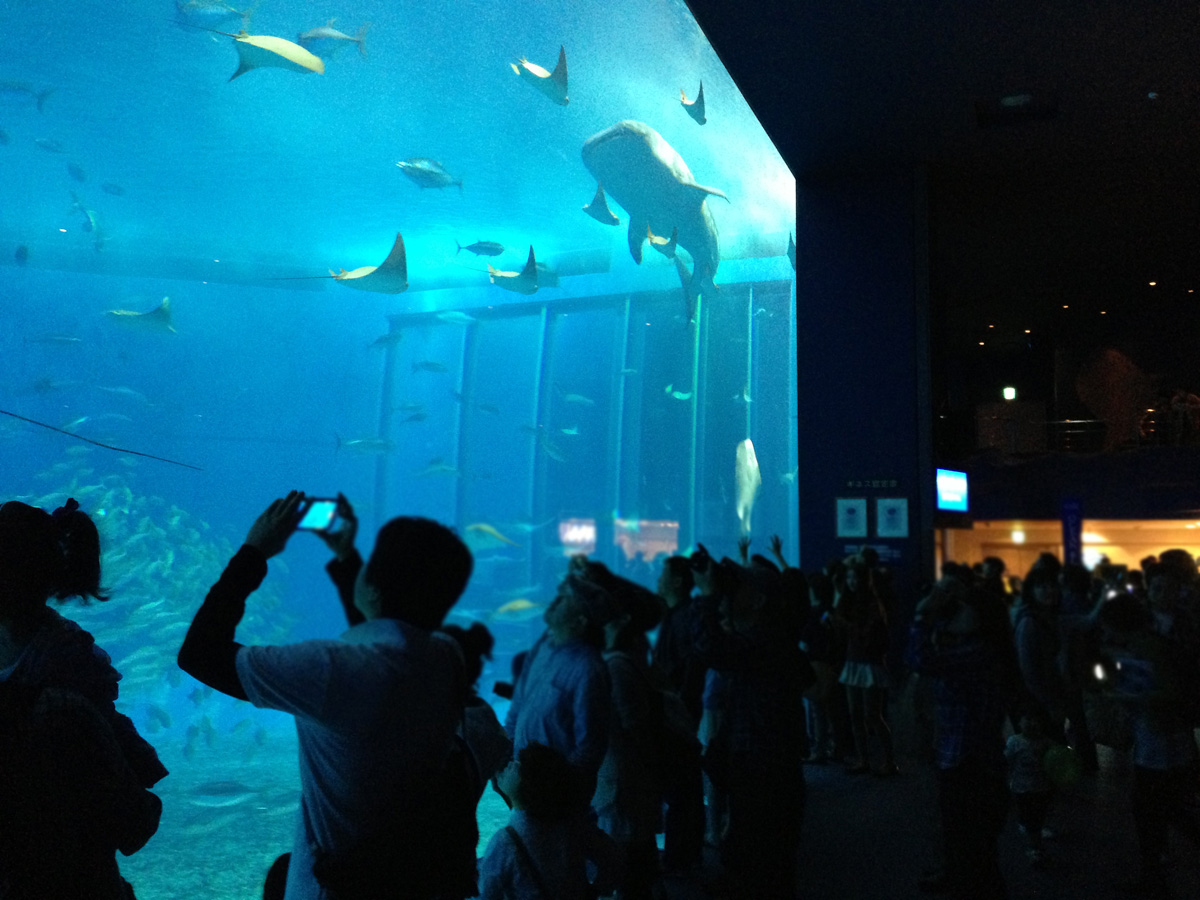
[581,120,727,321]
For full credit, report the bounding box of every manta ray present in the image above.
[581,120,727,321]
[180,23,324,79]
[329,233,408,293]
[512,45,568,105]
[488,246,539,294]
[680,81,706,125]
[107,297,176,333]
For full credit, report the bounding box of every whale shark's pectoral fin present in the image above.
[689,181,729,203]
[583,183,619,225]
[628,219,645,264]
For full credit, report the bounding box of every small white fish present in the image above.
[561,426,579,435]
[671,390,693,401]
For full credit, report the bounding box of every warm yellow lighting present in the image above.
[1101,311,1107,315]
[1012,529,1026,544]
[1024,329,1031,334]
[989,324,995,329]
[1062,304,1069,309]
[1082,532,1107,545]
[1149,281,1157,286]
[978,341,985,346]
[1003,387,1017,400]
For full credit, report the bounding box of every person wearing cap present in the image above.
[504,567,616,810]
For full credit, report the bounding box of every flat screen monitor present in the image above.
[936,468,969,512]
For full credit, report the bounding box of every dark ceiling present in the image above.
[687,0,1200,398]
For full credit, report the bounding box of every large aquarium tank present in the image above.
[1,0,795,895]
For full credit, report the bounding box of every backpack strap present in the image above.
[506,824,552,900]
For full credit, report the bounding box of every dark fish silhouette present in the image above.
[512,45,568,106]
[396,158,462,191]
[680,81,706,125]
[456,239,504,257]
[582,182,620,226]
[67,162,86,182]
[14,244,28,266]
[0,80,55,111]
[101,182,126,196]
[412,360,448,374]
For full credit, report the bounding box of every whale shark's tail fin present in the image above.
[675,256,717,324]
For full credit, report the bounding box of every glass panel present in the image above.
[0,1,795,896]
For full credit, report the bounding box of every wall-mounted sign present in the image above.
[876,497,909,538]
[836,498,868,538]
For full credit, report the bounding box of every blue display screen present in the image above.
[936,468,969,512]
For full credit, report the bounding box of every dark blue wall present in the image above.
[797,168,934,607]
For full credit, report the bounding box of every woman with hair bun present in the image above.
[0,498,168,788]
[0,496,166,897]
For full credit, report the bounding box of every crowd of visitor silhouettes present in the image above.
[2,490,1200,899]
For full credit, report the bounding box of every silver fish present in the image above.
[396,158,462,191]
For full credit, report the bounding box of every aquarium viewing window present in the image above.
[1,0,795,895]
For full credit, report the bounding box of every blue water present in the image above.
[2,1,795,896]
